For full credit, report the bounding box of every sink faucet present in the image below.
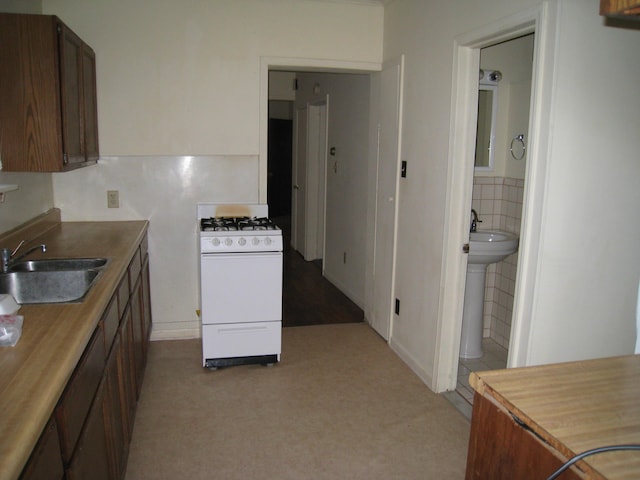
[1,241,47,273]
[470,209,482,232]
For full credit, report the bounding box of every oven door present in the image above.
[200,252,282,325]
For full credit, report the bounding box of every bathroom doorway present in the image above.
[455,33,535,407]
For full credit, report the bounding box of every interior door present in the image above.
[292,106,307,254]
[367,57,404,341]
[304,101,327,261]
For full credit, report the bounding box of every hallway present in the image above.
[276,215,364,328]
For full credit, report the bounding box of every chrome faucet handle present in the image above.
[10,240,25,257]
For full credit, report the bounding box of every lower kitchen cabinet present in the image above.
[119,305,138,440]
[466,356,640,479]
[465,392,582,480]
[56,326,106,464]
[19,418,64,480]
[105,334,128,480]
[65,381,110,480]
[20,233,152,480]
[141,256,152,369]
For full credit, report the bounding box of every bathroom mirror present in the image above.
[474,84,497,170]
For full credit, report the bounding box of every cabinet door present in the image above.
[19,418,64,480]
[141,255,152,353]
[56,326,106,463]
[105,334,127,480]
[130,276,145,399]
[466,392,583,480]
[65,381,110,480]
[118,306,137,438]
[58,21,84,167]
[0,14,63,171]
[102,296,119,356]
[82,45,99,163]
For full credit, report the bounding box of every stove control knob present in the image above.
[212,238,221,247]
[225,238,233,247]
[264,237,272,246]
[252,237,260,246]
[238,237,247,246]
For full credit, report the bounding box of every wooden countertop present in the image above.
[0,210,148,480]
[470,355,640,479]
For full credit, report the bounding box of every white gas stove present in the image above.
[197,203,283,369]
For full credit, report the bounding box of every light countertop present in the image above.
[470,354,640,479]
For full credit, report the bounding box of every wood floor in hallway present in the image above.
[277,215,364,328]
[282,248,363,327]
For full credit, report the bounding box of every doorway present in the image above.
[437,4,557,398]
[455,33,535,406]
[264,61,402,334]
[267,69,369,328]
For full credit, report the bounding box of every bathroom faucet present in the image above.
[470,209,482,232]
[1,240,47,273]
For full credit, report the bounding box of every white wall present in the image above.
[527,0,640,364]
[0,173,53,233]
[478,34,534,179]
[42,0,383,338]
[383,0,640,388]
[42,0,383,155]
[53,156,258,337]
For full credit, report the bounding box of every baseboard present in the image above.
[322,270,365,309]
[389,336,435,391]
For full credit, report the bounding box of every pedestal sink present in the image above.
[460,230,518,359]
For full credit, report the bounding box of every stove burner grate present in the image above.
[200,216,279,232]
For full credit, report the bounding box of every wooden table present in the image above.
[466,355,640,479]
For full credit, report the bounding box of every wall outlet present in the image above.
[107,190,119,208]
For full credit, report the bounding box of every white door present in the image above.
[367,57,404,340]
[304,101,327,261]
[292,106,307,254]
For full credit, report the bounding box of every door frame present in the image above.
[434,3,560,392]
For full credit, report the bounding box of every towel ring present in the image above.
[510,134,526,160]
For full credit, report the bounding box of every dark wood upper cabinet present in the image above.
[0,13,99,172]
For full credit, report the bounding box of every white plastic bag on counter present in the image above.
[0,315,23,347]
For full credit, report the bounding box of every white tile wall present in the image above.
[471,176,523,349]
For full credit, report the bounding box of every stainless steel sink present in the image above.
[9,258,108,272]
[0,258,109,304]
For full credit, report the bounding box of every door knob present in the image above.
[462,243,470,254]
